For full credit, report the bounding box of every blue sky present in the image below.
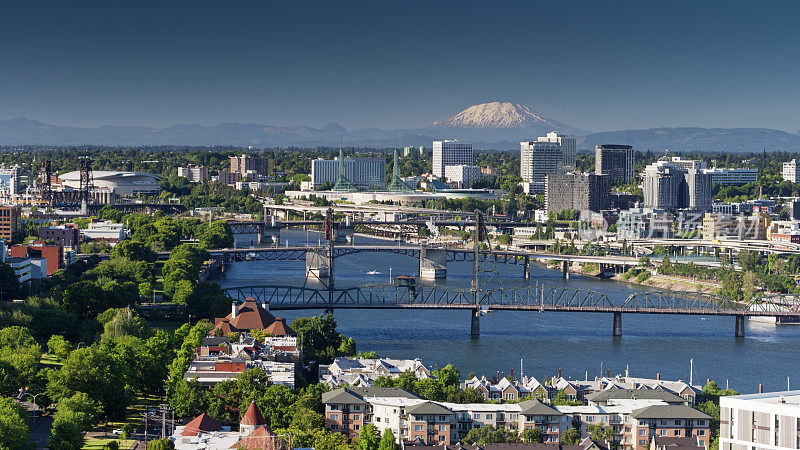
[1,0,798,132]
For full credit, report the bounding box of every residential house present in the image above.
[627,405,711,450]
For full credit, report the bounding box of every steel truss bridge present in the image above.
[211,245,638,268]
[222,282,800,337]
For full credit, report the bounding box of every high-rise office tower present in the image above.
[538,131,577,171]
[432,140,473,178]
[643,159,711,212]
[520,141,563,193]
[595,144,635,183]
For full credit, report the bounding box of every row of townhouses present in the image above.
[462,374,701,406]
[320,357,433,386]
[321,387,711,450]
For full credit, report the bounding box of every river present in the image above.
[219,230,800,394]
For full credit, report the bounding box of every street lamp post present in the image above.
[20,392,44,425]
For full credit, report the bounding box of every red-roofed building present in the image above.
[264,317,296,337]
[240,401,267,436]
[212,298,281,336]
[232,426,290,450]
[10,241,63,275]
[180,413,223,436]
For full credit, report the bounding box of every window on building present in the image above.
[439,425,447,431]
[675,430,681,437]
[440,415,446,421]
[639,440,646,446]
[353,415,360,421]
[331,405,339,410]
[331,424,338,431]
[330,414,338,421]
[474,414,481,420]
[775,415,780,447]
[510,414,518,420]
[354,405,361,411]
[661,430,667,436]
[675,420,682,426]
[486,414,493,420]
[698,430,705,436]
[439,436,445,442]
[414,425,423,432]
[661,420,667,426]
[586,416,594,423]
[639,430,646,436]
[354,425,360,431]
[505,393,514,400]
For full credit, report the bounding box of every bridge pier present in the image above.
[419,248,447,279]
[306,249,330,279]
[561,260,570,279]
[470,308,480,337]
[735,315,745,337]
[613,312,622,337]
[523,256,530,279]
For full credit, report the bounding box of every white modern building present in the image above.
[538,132,577,171]
[444,165,480,189]
[311,157,386,189]
[704,168,758,185]
[0,165,21,198]
[520,141,563,193]
[59,171,163,196]
[783,160,800,183]
[177,165,209,183]
[720,390,800,450]
[432,140,473,178]
[80,221,126,245]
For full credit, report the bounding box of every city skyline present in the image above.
[2,0,800,133]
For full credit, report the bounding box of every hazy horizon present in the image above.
[2,0,799,132]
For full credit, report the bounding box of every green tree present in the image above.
[49,410,85,450]
[356,424,381,450]
[47,347,128,419]
[100,307,148,340]
[56,392,104,430]
[522,427,544,443]
[47,335,73,360]
[742,271,758,301]
[0,396,29,449]
[561,428,580,445]
[378,429,399,450]
[587,422,614,443]
[147,439,175,450]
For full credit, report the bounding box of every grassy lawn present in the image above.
[40,353,64,368]
[82,438,134,449]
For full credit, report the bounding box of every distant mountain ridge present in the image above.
[1,102,800,152]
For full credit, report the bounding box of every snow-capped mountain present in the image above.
[428,101,587,138]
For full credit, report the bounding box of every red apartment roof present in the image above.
[181,413,222,436]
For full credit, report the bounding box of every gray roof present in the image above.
[202,337,231,346]
[321,387,418,405]
[586,389,686,403]
[406,401,452,416]
[630,405,711,420]
[653,436,704,450]
[518,399,562,416]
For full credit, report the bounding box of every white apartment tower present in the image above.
[432,140,473,178]
[783,159,800,183]
[538,131,577,171]
[520,141,563,193]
